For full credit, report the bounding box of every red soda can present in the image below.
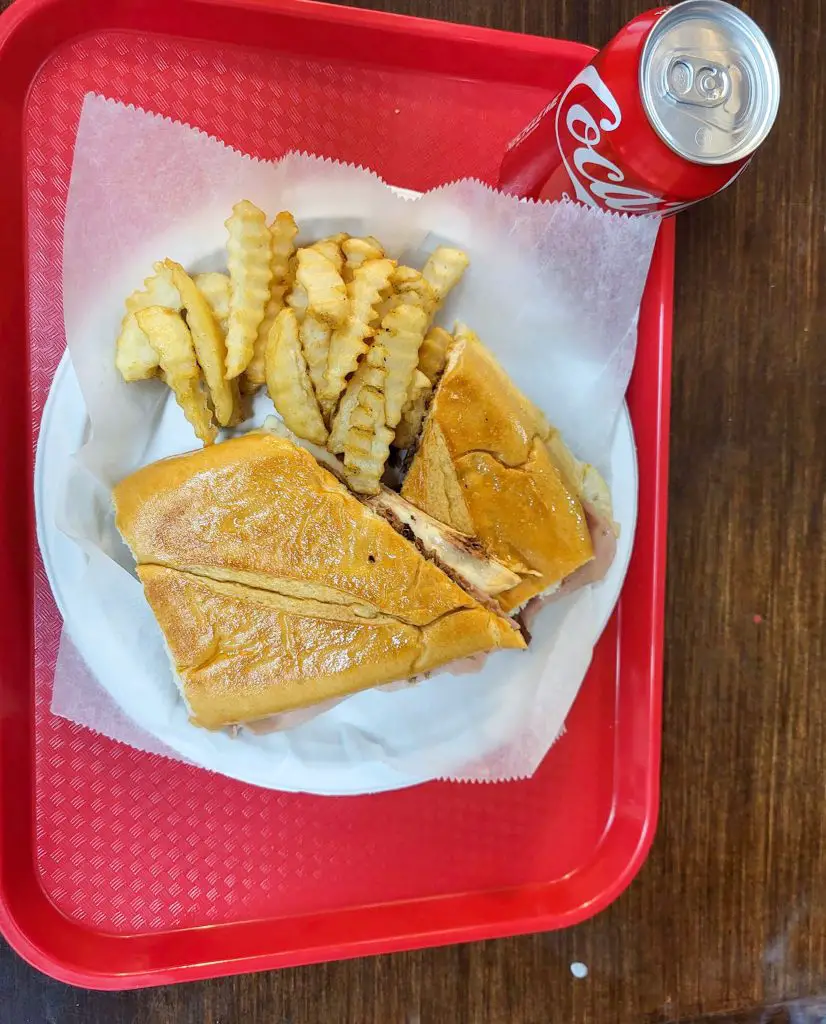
[498,0,780,214]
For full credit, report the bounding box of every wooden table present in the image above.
[2,0,823,1021]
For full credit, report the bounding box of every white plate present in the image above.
[35,354,637,795]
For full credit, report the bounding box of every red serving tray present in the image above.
[0,0,673,989]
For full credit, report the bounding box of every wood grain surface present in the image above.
[1,0,824,1021]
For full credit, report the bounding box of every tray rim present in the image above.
[0,0,672,989]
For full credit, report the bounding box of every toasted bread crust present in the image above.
[402,326,604,613]
[116,433,524,726]
[116,433,478,626]
[140,565,522,728]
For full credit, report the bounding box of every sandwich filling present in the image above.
[364,489,521,599]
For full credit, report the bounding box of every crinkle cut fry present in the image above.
[246,211,299,389]
[265,307,328,446]
[135,305,217,445]
[115,265,182,382]
[225,200,273,379]
[322,257,396,412]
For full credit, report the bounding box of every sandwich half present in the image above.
[114,432,524,729]
[401,325,617,614]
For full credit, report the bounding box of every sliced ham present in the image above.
[519,499,618,634]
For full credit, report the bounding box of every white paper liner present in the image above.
[47,93,659,793]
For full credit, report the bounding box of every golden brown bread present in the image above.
[116,432,490,626]
[398,420,476,535]
[140,566,522,728]
[115,433,524,727]
[401,325,602,613]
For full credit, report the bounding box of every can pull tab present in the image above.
[666,56,731,107]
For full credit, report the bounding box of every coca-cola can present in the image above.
[497,0,780,215]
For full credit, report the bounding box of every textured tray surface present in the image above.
[27,29,622,936]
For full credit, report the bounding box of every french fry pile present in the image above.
[115,200,469,495]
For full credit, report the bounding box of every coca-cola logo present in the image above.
[555,66,685,214]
